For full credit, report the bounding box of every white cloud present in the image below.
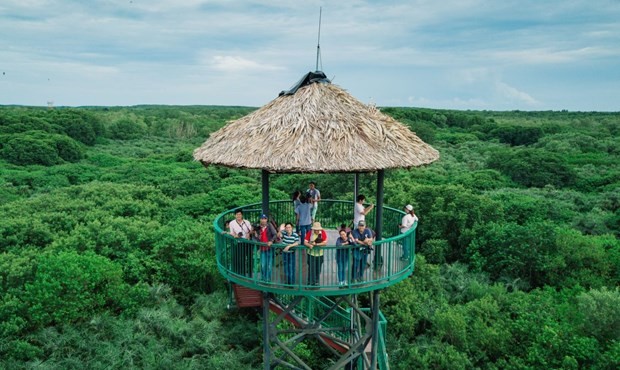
[209,55,283,73]
[403,67,540,109]
[1,0,619,109]
[407,95,490,110]
[495,81,539,106]
[491,46,619,65]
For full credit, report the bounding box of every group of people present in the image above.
[226,182,418,288]
[226,208,328,287]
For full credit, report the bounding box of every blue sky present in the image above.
[1,0,619,111]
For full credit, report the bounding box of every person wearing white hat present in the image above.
[399,205,418,260]
[304,221,328,286]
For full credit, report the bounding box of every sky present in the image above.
[1,0,619,111]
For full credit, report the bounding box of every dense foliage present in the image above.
[1,105,618,369]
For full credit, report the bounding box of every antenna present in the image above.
[315,7,322,71]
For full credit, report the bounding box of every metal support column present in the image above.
[263,292,271,370]
[369,290,381,370]
[354,173,360,207]
[262,170,270,216]
[374,169,384,268]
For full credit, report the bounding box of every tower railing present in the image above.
[214,200,417,296]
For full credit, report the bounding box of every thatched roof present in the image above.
[193,77,439,173]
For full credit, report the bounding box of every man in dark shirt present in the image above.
[350,220,374,283]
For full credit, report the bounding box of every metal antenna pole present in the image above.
[315,7,322,71]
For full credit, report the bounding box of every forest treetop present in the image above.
[0,105,618,369]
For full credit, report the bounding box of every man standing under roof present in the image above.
[354,194,374,228]
[295,195,313,245]
[306,181,321,222]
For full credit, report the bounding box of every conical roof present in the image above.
[193,74,439,173]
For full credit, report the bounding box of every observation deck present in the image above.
[214,200,417,296]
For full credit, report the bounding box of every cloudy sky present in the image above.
[1,0,619,111]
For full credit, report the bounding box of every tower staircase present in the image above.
[232,285,389,369]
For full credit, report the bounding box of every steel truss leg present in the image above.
[263,294,382,370]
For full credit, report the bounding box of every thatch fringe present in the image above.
[193,82,439,173]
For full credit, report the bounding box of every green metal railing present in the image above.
[214,200,417,297]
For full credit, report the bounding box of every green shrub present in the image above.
[63,117,97,145]
[436,132,480,145]
[0,116,53,135]
[577,287,620,343]
[53,134,84,162]
[467,221,558,288]
[108,118,147,140]
[489,125,543,146]
[24,251,128,326]
[0,131,83,166]
[419,239,450,264]
[1,134,61,166]
[0,217,55,252]
[487,148,576,188]
[49,109,105,145]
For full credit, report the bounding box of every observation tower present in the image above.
[193,71,439,369]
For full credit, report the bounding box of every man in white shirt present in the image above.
[354,194,374,227]
[228,209,253,276]
[229,209,252,238]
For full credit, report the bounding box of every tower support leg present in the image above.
[262,294,383,370]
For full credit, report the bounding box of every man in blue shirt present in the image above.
[350,220,374,283]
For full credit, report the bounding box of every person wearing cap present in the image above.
[351,220,374,283]
[304,221,328,286]
[258,213,278,282]
[398,205,418,260]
